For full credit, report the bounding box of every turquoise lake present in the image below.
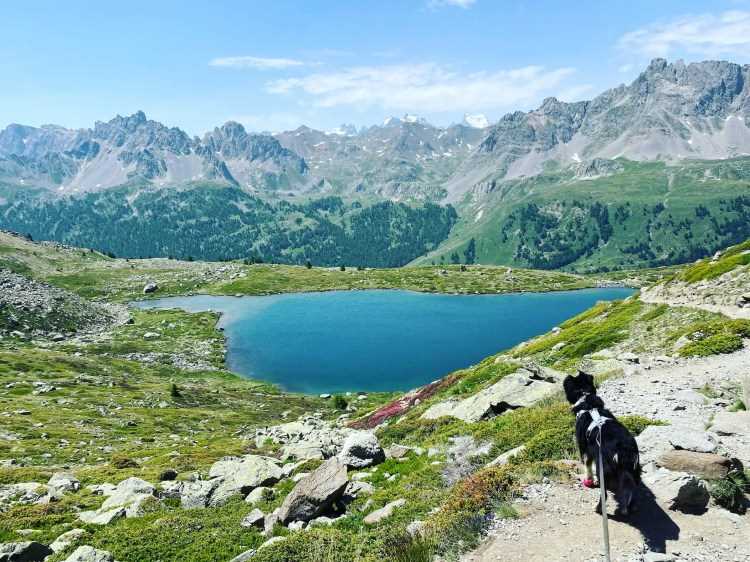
[134,288,634,394]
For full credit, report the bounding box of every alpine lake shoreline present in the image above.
[3,231,749,562]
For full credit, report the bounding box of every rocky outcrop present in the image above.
[207,455,284,506]
[79,477,156,524]
[277,458,348,524]
[421,365,564,422]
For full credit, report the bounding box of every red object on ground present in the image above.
[582,477,596,488]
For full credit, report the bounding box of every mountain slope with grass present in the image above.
[0,236,748,562]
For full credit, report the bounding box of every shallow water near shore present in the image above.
[133,288,634,393]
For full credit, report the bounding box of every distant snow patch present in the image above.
[571,152,581,163]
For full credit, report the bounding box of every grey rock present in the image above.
[229,549,256,562]
[337,431,385,468]
[421,365,564,422]
[244,486,273,505]
[62,545,114,562]
[343,480,374,500]
[363,498,406,525]
[487,445,526,467]
[240,508,265,529]
[278,457,348,523]
[0,542,53,562]
[142,282,158,294]
[207,455,283,506]
[78,507,126,525]
[50,529,86,553]
[710,411,750,436]
[642,467,709,512]
[99,477,156,517]
[180,479,219,509]
[47,472,80,494]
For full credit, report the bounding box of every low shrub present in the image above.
[709,469,750,514]
[679,333,743,357]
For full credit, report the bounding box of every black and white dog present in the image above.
[563,371,641,516]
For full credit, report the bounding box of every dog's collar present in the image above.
[572,393,590,409]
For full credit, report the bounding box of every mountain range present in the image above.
[2,58,750,270]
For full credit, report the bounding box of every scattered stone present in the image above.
[142,332,160,340]
[343,480,374,500]
[618,352,640,363]
[406,520,425,537]
[62,545,114,562]
[245,486,273,505]
[143,282,158,294]
[487,445,526,467]
[278,457,348,524]
[337,431,385,468]
[363,498,406,525]
[288,520,306,531]
[0,541,53,561]
[319,394,331,399]
[229,549,256,562]
[643,468,709,512]
[657,450,732,480]
[669,431,718,454]
[50,529,86,553]
[158,469,178,481]
[47,472,80,494]
[240,508,265,529]
[259,537,285,550]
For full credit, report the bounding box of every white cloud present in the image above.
[618,10,750,58]
[266,63,577,113]
[618,63,634,73]
[428,0,476,8]
[209,56,306,70]
[231,112,310,133]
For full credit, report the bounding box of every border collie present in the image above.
[563,371,641,516]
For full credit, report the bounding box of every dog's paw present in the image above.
[582,477,596,489]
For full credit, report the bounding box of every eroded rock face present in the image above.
[337,431,385,468]
[277,457,348,524]
[421,365,564,422]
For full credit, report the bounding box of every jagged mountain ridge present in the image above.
[2,59,750,203]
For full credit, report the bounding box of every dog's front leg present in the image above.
[584,454,594,481]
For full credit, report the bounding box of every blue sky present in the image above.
[2,0,750,134]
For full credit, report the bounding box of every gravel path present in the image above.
[463,347,750,561]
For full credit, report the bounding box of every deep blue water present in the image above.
[133,288,634,394]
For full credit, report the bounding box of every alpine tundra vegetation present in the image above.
[2,2,750,561]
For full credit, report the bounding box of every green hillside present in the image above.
[416,158,750,272]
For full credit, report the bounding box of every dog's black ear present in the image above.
[562,375,579,404]
[577,370,596,393]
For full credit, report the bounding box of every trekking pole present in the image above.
[597,428,611,562]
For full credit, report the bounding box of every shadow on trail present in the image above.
[609,485,680,553]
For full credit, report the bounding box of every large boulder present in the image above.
[657,450,732,480]
[100,477,156,517]
[0,542,53,561]
[421,365,563,422]
[337,431,385,468]
[643,467,709,512]
[208,455,283,506]
[637,425,716,464]
[62,546,114,562]
[277,457,348,524]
